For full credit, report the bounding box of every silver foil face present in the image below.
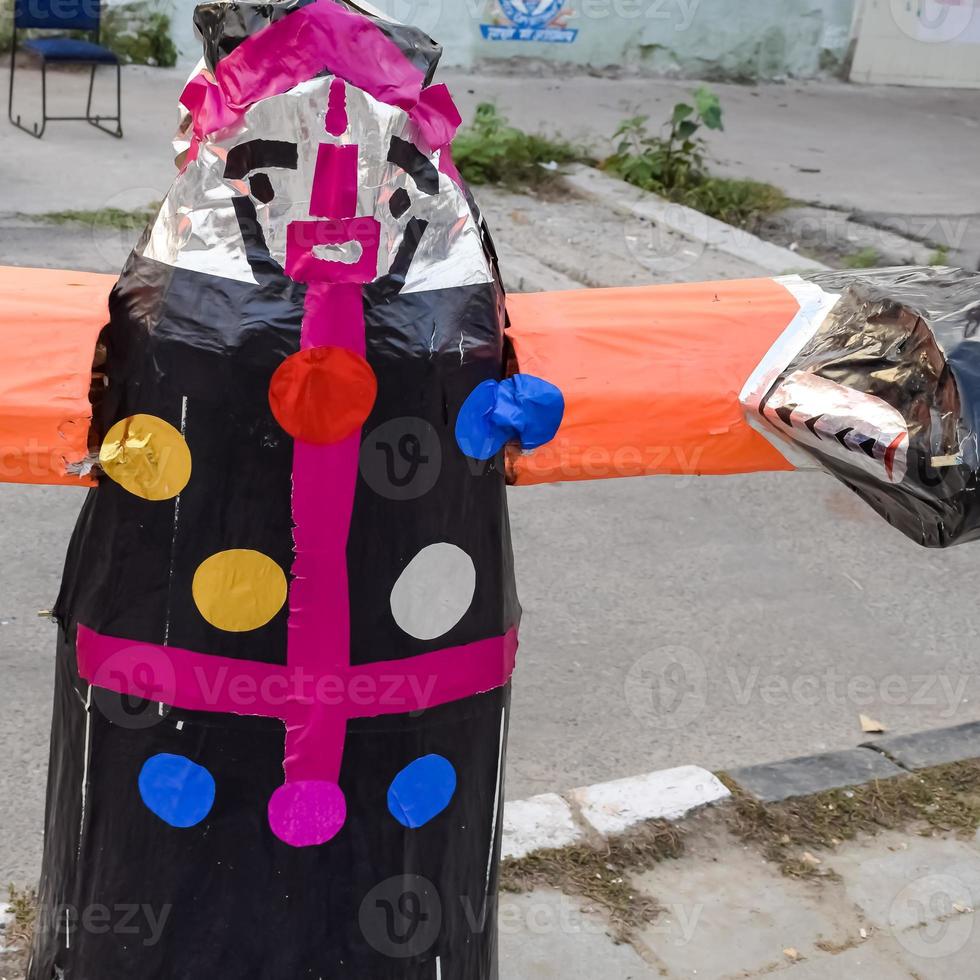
[141,73,492,294]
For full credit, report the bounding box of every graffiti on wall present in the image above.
[480,0,578,42]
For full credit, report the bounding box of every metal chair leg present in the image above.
[8,38,45,139]
[85,64,95,118]
[86,63,123,138]
[10,53,123,139]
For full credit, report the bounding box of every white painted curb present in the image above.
[570,765,730,836]
[0,902,11,954]
[501,765,730,859]
[501,793,584,860]
[561,164,828,276]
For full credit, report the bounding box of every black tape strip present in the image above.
[224,140,299,179]
[365,217,429,303]
[387,137,440,195]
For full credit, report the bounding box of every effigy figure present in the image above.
[0,2,979,977]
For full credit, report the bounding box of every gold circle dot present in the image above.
[192,549,288,633]
[99,414,192,501]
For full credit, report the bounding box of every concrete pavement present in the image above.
[500,824,980,979]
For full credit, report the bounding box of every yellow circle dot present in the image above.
[100,414,191,501]
[192,549,288,633]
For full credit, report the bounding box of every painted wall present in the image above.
[170,0,856,79]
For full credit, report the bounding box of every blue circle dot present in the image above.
[455,375,564,461]
[387,754,457,829]
[138,753,216,828]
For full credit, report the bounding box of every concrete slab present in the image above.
[829,834,980,932]
[570,766,730,837]
[864,721,980,771]
[771,942,916,979]
[729,749,906,803]
[634,839,858,978]
[501,794,583,860]
[498,890,657,980]
[562,164,827,276]
[889,919,980,980]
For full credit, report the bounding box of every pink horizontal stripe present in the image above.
[76,624,518,722]
[76,623,288,719]
[349,628,519,718]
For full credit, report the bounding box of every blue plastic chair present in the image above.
[8,0,122,138]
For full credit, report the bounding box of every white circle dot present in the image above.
[390,543,476,641]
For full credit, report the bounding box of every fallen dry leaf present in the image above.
[860,713,887,734]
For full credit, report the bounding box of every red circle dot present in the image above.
[269,346,377,444]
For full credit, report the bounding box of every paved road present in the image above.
[4,229,980,884]
[2,66,980,883]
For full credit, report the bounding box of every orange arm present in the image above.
[505,277,808,485]
[0,266,114,487]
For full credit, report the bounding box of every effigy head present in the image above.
[139,0,490,292]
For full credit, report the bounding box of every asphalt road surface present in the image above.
[3,222,980,887]
[4,450,980,882]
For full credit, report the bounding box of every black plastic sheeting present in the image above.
[768,267,980,547]
[30,199,517,980]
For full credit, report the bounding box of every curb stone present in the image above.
[0,902,11,954]
[559,164,828,277]
[570,765,730,836]
[862,719,980,770]
[501,721,980,859]
[501,793,583,859]
[727,747,904,804]
[502,765,727,860]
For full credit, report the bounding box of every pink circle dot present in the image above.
[268,780,347,847]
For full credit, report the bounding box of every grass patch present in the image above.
[929,247,950,266]
[452,103,592,190]
[602,90,789,230]
[30,204,159,230]
[500,819,684,941]
[4,884,37,951]
[676,177,789,229]
[843,246,881,269]
[718,760,980,879]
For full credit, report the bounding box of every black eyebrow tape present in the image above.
[224,140,299,179]
[387,137,440,195]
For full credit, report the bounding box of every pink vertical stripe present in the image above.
[325,76,348,136]
[310,143,359,218]
[282,122,364,784]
